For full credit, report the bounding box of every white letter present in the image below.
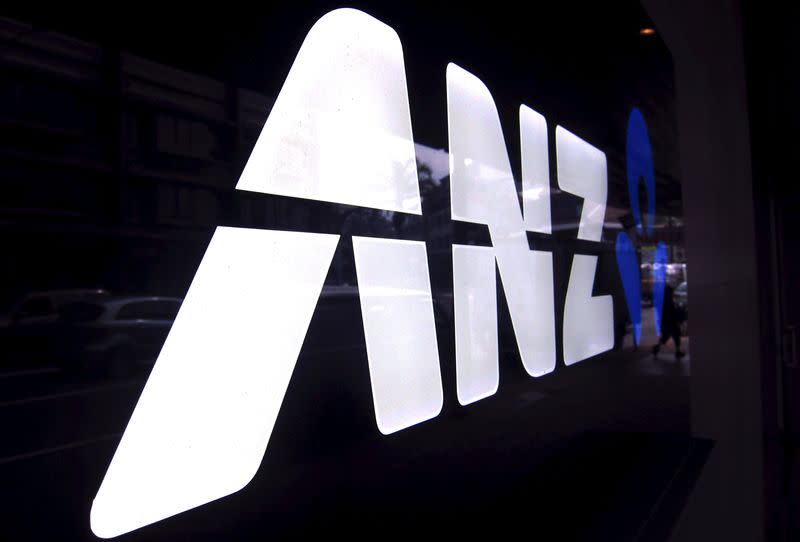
[556,126,614,363]
[521,105,552,234]
[447,63,556,381]
[91,228,339,538]
[92,7,418,536]
[555,126,607,242]
[237,8,421,215]
[352,237,444,434]
[453,244,498,405]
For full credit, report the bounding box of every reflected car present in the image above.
[0,289,111,365]
[56,296,182,376]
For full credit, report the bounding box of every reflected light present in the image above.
[653,241,669,336]
[523,187,545,200]
[627,107,656,236]
[616,232,642,345]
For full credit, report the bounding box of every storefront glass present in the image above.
[0,3,693,540]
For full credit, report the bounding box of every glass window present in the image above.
[0,4,697,541]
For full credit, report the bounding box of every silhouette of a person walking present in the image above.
[652,283,686,359]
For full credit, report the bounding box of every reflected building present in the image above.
[0,17,321,302]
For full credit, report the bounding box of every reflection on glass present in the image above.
[0,5,690,541]
[626,107,656,236]
[616,232,643,345]
[653,241,669,336]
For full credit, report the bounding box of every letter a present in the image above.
[91,9,422,538]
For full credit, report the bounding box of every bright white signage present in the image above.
[237,9,421,214]
[453,244,499,405]
[556,127,615,363]
[352,236,444,434]
[91,228,339,538]
[91,7,614,538]
[447,63,557,382]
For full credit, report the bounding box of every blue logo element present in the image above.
[626,108,656,237]
[616,232,642,344]
[653,241,668,336]
[616,107,666,345]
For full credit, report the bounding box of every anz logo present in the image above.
[90,8,649,538]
